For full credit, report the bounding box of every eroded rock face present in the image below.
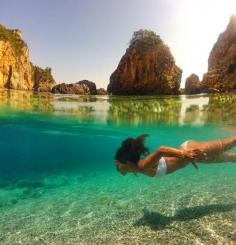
[0,25,33,90]
[78,80,97,95]
[96,88,107,95]
[107,29,182,95]
[51,82,90,95]
[184,74,201,94]
[32,66,56,92]
[201,15,236,92]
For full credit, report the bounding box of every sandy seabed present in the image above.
[0,165,235,245]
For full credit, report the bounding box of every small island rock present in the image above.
[107,29,182,95]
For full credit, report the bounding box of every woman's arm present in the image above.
[138,145,197,169]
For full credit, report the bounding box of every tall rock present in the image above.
[0,25,33,90]
[184,74,201,94]
[201,15,236,92]
[32,66,56,92]
[107,29,182,95]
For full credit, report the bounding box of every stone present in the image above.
[201,15,236,93]
[107,29,182,95]
[96,88,107,95]
[32,66,56,92]
[77,80,97,95]
[184,74,201,94]
[51,82,90,95]
[0,24,33,90]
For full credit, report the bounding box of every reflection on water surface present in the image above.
[1,88,236,126]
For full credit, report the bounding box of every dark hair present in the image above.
[115,134,149,164]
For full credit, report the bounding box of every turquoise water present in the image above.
[0,89,236,244]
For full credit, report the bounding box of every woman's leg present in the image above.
[205,152,236,163]
[181,136,236,160]
[221,136,236,151]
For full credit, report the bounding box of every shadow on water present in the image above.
[134,203,236,230]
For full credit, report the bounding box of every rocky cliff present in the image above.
[201,15,236,93]
[107,29,182,95]
[0,25,33,90]
[32,66,56,92]
[0,24,56,91]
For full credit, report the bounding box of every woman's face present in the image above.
[115,160,138,175]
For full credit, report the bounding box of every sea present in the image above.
[0,89,235,244]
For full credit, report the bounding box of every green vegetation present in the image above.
[130,29,161,45]
[0,24,24,56]
[129,29,163,54]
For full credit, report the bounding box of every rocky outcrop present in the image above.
[52,80,98,95]
[184,74,201,94]
[51,82,90,95]
[201,15,236,93]
[78,80,97,95]
[107,29,182,95]
[0,24,57,91]
[0,25,33,90]
[32,66,56,92]
[96,88,107,95]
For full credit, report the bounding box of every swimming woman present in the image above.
[115,134,236,177]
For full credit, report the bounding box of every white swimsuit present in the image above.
[155,157,167,177]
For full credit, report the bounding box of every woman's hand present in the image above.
[181,149,207,161]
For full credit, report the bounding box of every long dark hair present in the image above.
[115,134,149,164]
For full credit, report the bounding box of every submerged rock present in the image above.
[107,29,182,95]
[201,15,236,93]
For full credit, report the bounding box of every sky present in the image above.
[1,0,236,89]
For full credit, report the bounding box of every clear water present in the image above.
[0,89,236,244]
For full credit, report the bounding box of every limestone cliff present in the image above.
[0,24,57,92]
[107,29,182,95]
[0,25,33,90]
[201,15,236,92]
[32,66,56,92]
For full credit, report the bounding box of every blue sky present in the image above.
[1,0,236,88]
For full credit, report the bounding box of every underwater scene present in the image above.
[0,89,236,245]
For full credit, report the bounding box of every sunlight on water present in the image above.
[0,89,236,244]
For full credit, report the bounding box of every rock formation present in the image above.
[184,74,201,94]
[51,80,97,95]
[51,82,90,95]
[201,15,236,93]
[107,29,182,95]
[0,24,56,91]
[0,25,33,90]
[32,66,56,92]
[78,80,97,95]
[96,88,107,95]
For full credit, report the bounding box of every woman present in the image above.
[115,134,236,177]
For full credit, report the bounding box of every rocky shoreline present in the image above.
[0,15,236,96]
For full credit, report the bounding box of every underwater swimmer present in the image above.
[115,134,236,177]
